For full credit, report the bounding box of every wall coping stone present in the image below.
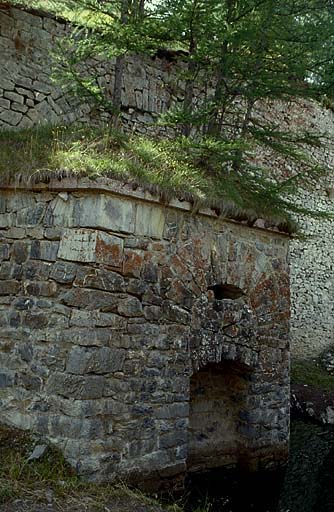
[0,176,290,237]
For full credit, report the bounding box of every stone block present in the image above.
[74,195,135,234]
[0,98,10,109]
[7,227,25,239]
[11,102,28,114]
[12,241,30,263]
[22,311,49,329]
[61,288,123,312]
[50,261,77,283]
[135,203,165,239]
[0,280,20,295]
[0,109,22,126]
[22,261,51,280]
[24,281,57,297]
[0,243,9,261]
[123,249,143,278]
[59,327,110,347]
[117,297,143,317]
[0,76,14,90]
[0,262,22,280]
[0,213,14,228]
[46,372,106,399]
[95,313,127,329]
[30,240,59,261]
[74,267,125,292]
[58,229,123,267]
[4,91,24,104]
[0,371,14,388]
[66,346,126,375]
[44,194,76,227]
[16,203,46,226]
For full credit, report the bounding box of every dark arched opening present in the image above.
[187,360,251,473]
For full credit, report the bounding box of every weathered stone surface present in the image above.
[74,196,136,234]
[117,297,143,317]
[66,347,126,374]
[61,288,124,311]
[0,280,20,295]
[50,261,77,283]
[74,267,125,292]
[135,204,165,239]
[58,229,123,267]
[46,373,106,399]
[30,240,59,261]
[0,185,290,488]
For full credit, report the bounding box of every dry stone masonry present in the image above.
[0,2,174,133]
[0,3,333,360]
[0,179,290,487]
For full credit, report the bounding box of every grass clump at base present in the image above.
[0,424,79,504]
[0,125,297,232]
[291,360,334,392]
[0,424,182,511]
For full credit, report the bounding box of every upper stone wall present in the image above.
[0,3,334,360]
[0,3,176,133]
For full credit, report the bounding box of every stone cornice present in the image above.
[0,176,291,237]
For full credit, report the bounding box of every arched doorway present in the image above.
[187,360,251,473]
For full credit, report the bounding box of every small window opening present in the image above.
[208,283,245,300]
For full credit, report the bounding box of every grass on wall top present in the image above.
[0,124,300,233]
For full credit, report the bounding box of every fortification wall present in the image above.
[0,179,290,486]
[0,3,333,360]
[0,3,174,134]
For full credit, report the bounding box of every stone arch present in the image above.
[187,359,252,473]
[186,291,260,474]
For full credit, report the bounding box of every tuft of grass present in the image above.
[0,424,183,511]
[291,360,334,391]
[0,424,79,503]
[0,125,297,232]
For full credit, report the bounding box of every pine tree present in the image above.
[48,0,334,224]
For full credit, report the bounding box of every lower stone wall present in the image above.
[0,180,290,486]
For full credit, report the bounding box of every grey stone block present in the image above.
[22,260,51,280]
[117,297,143,317]
[0,280,20,295]
[0,109,22,126]
[46,372,106,399]
[61,288,124,312]
[30,240,59,261]
[75,267,125,293]
[50,261,77,283]
[67,346,126,375]
[4,90,24,104]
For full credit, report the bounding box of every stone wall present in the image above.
[0,2,333,360]
[0,178,290,486]
[0,2,175,134]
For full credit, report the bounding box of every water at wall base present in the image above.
[181,419,334,512]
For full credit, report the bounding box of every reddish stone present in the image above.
[95,232,123,268]
[123,249,144,278]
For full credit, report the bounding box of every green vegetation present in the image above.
[4,124,331,231]
[291,360,334,392]
[4,1,334,228]
[0,424,182,511]
[0,424,78,503]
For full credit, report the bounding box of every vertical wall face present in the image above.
[189,362,250,472]
[0,4,333,360]
[0,4,175,133]
[0,182,290,486]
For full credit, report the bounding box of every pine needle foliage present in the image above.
[6,0,334,228]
